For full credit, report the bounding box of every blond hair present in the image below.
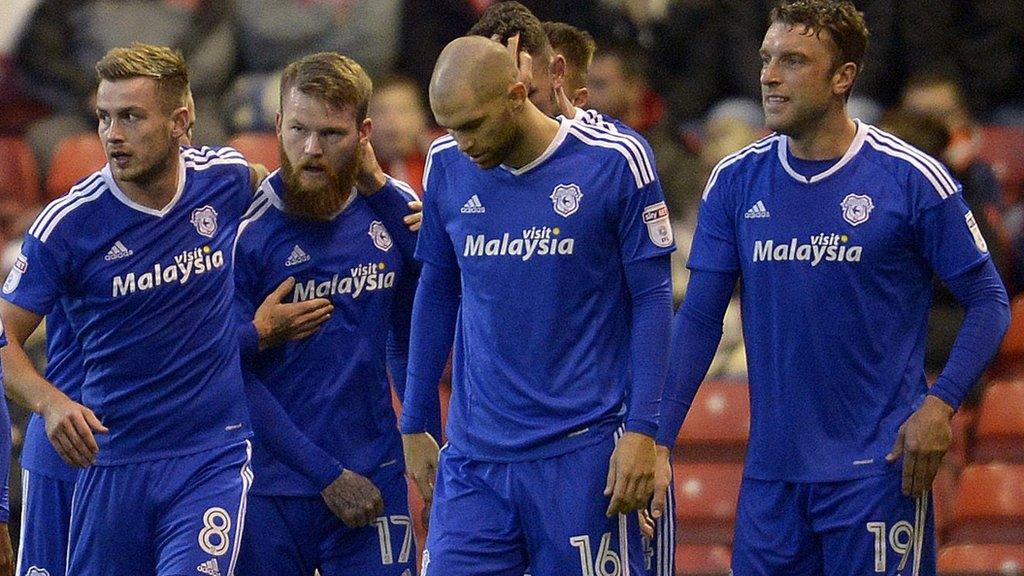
[95,43,190,112]
[280,52,373,122]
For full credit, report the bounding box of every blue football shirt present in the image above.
[691,121,990,482]
[234,172,417,496]
[2,147,257,464]
[415,118,675,461]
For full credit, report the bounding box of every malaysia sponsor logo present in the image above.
[2,253,27,294]
[191,205,219,238]
[463,226,574,261]
[293,262,396,301]
[752,232,863,265]
[840,193,874,226]
[112,246,225,297]
[550,183,582,217]
[369,221,393,252]
[642,201,673,247]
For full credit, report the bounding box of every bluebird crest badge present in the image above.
[191,205,219,237]
[840,193,874,226]
[550,184,582,217]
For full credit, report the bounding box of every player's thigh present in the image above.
[17,469,75,576]
[731,477,822,576]
[66,465,157,576]
[155,441,253,576]
[813,470,936,576]
[235,495,320,576]
[322,468,417,576]
[420,445,527,576]
[517,436,645,576]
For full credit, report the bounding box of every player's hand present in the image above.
[42,392,108,467]
[605,431,656,517]
[402,432,440,528]
[885,395,954,496]
[650,444,672,521]
[639,509,655,540]
[354,140,388,196]
[404,201,423,232]
[253,277,333,351]
[494,33,533,89]
[0,523,11,576]
[321,469,385,528]
[553,77,577,119]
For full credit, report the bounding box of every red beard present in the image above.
[279,143,361,219]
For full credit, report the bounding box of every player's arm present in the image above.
[401,261,460,525]
[388,265,443,442]
[0,301,106,467]
[242,369,383,526]
[649,268,737,518]
[0,361,12,576]
[603,254,673,517]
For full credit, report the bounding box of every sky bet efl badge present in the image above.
[191,205,219,237]
[643,201,673,247]
[840,193,874,226]
[550,184,582,217]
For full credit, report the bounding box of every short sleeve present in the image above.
[618,175,677,262]
[1,234,67,316]
[413,160,458,269]
[687,170,740,273]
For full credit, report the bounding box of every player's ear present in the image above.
[551,54,566,84]
[359,117,372,143]
[573,87,589,108]
[833,62,858,98]
[508,81,528,111]
[275,111,283,137]
[169,105,189,141]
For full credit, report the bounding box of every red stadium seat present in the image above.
[45,133,106,201]
[938,544,1024,575]
[673,462,743,545]
[227,132,280,172]
[972,380,1024,463]
[993,296,1024,375]
[978,125,1024,204]
[675,544,731,576]
[932,462,959,542]
[946,463,1024,545]
[676,380,749,462]
[0,136,40,206]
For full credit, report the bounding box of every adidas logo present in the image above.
[460,194,486,214]
[197,559,220,576]
[285,245,310,267]
[744,200,770,219]
[104,241,133,261]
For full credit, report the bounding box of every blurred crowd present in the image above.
[0,0,1022,551]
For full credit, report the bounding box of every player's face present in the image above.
[96,77,180,186]
[759,22,842,136]
[369,84,426,162]
[587,56,631,119]
[433,86,518,170]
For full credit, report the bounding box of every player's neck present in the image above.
[787,111,857,161]
[115,155,181,211]
[503,108,560,169]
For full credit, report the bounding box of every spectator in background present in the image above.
[15,0,234,174]
[395,0,479,106]
[368,75,433,195]
[226,0,402,133]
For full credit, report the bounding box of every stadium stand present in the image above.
[937,544,1024,576]
[972,380,1024,464]
[675,544,731,576]
[227,132,281,172]
[44,133,105,201]
[673,462,743,545]
[0,136,40,206]
[675,380,750,463]
[946,463,1024,545]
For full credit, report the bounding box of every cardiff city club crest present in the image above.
[190,205,219,238]
[26,567,51,576]
[840,193,874,226]
[550,184,583,217]
[369,221,393,252]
